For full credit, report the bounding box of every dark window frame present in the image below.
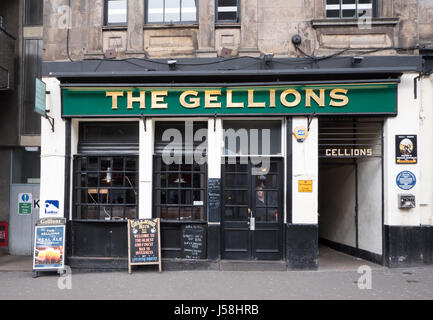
[144,0,199,25]
[215,0,240,23]
[325,0,378,19]
[153,155,208,222]
[104,0,128,26]
[73,155,139,221]
[24,0,44,26]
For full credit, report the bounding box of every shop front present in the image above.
[39,56,432,270]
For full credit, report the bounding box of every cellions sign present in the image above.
[61,83,397,117]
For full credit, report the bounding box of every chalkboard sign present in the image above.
[127,219,162,273]
[208,178,221,222]
[182,224,206,260]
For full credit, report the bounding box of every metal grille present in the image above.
[318,118,382,159]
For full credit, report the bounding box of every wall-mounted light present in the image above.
[168,59,177,70]
[264,53,274,65]
[352,56,364,64]
[25,147,39,152]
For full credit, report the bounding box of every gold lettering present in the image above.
[180,90,200,108]
[305,89,325,107]
[226,90,244,108]
[329,89,349,107]
[204,90,221,108]
[106,91,124,110]
[326,149,331,156]
[280,89,301,107]
[269,89,276,108]
[247,90,265,108]
[151,91,168,109]
[127,91,145,110]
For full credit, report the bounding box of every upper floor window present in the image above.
[325,0,377,19]
[146,0,198,24]
[216,0,239,22]
[24,0,44,26]
[105,0,128,25]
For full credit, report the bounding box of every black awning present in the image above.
[43,55,421,85]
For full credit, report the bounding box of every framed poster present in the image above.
[396,135,417,164]
[127,218,162,273]
[33,224,65,271]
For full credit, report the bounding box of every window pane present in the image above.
[148,0,164,22]
[22,39,42,134]
[181,0,197,21]
[217,0,238,21]
[165,0,181,23]
[12,148,41,184]
[25,0,43,26]
[107,0,127,24]
[223,120,282,155]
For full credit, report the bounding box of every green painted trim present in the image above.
[62,83,397,117]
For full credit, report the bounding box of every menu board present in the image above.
[127,219,161,273]
[182,224,206,260]
[208,178,221,222]
[33,224,65,271]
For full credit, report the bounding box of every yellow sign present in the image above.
[298,180,313,193]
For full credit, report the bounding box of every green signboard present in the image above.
[62,83,397,117]
[35,78,47,116]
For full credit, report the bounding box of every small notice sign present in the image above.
[298,180,313,193]
[396,135,417,164]
[18,193,32,215]
[127,219,162,273]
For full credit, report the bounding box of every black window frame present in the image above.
[104,0,128,26]
[145,0,199,25]
[215,0,240,23]
[73,155,139,221]
[153,155,208,222]
[325,0,378,19]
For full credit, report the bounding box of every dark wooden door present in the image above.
[221,157,284,260]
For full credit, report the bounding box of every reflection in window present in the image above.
[223,120,282,156]
[216,0,239,22]
[105,0,127,25]
[153,156,206,221]
[147,0,197,23]
[73,156,138,220]
[325,0,376,19]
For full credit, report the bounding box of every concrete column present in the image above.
[197,0,217,57]
[207,118,223,180]
[40,77,65,219]
[383,73,421,226]
[207,118,222,260]
[139,118,153,219]
[126,0,144,57]
[239,0,260,57]
[291,117,318,224]
[85,0,104,58]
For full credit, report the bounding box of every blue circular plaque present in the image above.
[396,171,416,190]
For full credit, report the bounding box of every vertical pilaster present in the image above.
[239,0,260,57]
[85,0,104,58]
[139,118,153,219]
[207,118,222,260]
[126,0,144,57]
[197,0,217,57]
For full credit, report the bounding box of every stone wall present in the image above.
[42,0,432,61]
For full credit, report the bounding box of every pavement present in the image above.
[0,246,432,300]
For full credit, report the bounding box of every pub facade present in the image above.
[39,54,433,270]
[36,0,433,271]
